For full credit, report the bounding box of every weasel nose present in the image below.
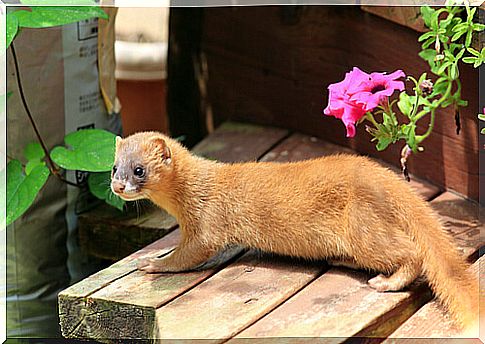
[111,180,125,194]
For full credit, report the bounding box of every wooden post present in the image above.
[166,7,205,147]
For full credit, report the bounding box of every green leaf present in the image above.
[478,114,485,121]
[25,160,46,175]
[417,72,427,86]
[481,128,485,134]
[6,11,19,48]
[467,7,477,21]
[432,80,449,97]
[24,142,46,174]
[451,30,465,42]
[474,60,482,68]
[435,76,447,85]
[467,47,480,56]
[419,49,437,63]
[6,160,50,226]
[51,129,116,172]
[376,136,392,151]
[465,30,473,47]
[14,6,107,29]
[421,6,435,28]
[462,56,478,64]
[397,92,413,116]
[450,63,459,80]
[23,142,44,161]
[457,99,468,107]
[456,48,465,60]
[443,49,455,60]
[436,61,452,75]
[87,172,125,211]
[418,31,435,42]
[474,23,485,31]
[452,22,468,32]
[422,39,435,50]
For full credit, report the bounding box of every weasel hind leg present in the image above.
[328,258,362,270]
[368,262,421,292]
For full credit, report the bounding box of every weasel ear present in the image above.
[162,145,172,164]
[152,137,172,165]
[115,136,122,150]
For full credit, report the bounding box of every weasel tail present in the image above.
[405,207,478,330]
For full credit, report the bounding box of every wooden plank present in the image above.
[58,230,181,339]
[78,203,177,261]
[60,122,289,339]
[234,192,483,340]
[386,255,484,340]
[260,133,441,201]
[431,192,484,259]
[154,252,323,341]
[192,121,289,162]
[361,6,426,33]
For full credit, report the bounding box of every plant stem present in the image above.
[387,98,398,125]
[10,42,79,188]
[416,80,453,142]
[414,109,428,121]
[410,91,421,120]
[365,112,380,128]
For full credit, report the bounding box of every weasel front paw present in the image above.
[137,258,172,273]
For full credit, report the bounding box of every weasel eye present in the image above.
[134,166,145,178]
[112,165,117,174]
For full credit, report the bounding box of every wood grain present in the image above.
[154,251,324,341]
[361,6,426,33]
[192,121,289,162]
[200,6,479,200]
[78,203,177,261]
[58,230,181,339]
[233,192,483,340]
[386,255,484,340]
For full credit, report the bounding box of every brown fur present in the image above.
[112,131,478,330]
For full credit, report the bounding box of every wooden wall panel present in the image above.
[200,6,479,200]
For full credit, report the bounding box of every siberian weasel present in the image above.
[111,131,478,330]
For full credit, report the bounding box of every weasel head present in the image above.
[111,132,174,201]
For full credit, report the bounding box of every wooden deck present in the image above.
[58,122,484,342]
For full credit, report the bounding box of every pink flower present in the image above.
[324,67,406,137]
